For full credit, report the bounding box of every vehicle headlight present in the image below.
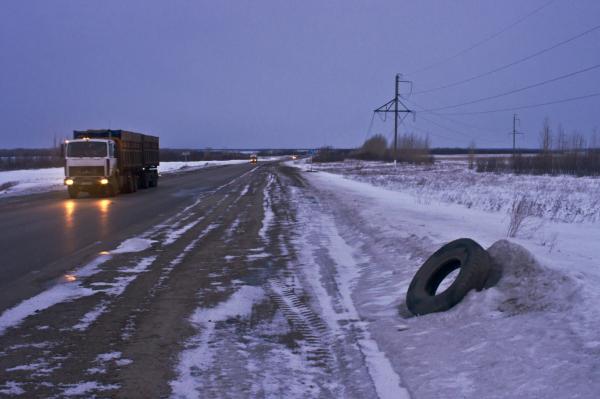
[100,178,109,185]
[65,179,74,186]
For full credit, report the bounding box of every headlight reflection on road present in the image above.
[64,274,77,282]
[97,199,111,214]
[64,200,76,228]
[96,199,111,237]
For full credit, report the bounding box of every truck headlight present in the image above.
[100,178,109,185]
[65,179,74,186]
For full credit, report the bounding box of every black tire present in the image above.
[139,172,149,189]
[122,174,136,194]
[120,175,129,193]
[67,186,79,199]
[110,179,119,197]
[406,238,491,316]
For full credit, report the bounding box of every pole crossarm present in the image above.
[374,99,413,114]
[371,74,414,164]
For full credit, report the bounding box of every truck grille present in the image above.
[69,166,104,176]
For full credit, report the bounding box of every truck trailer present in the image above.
[63,129,159,198]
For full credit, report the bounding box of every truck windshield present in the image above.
[67,142,107,157]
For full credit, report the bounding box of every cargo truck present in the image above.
[63,129,159,198]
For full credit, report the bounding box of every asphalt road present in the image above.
[0,163,255,313]
[0,162,397,398]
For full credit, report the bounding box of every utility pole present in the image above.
[511,114,524,157]
[374,73,413,164]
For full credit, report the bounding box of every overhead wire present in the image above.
[422,62,600,112]
[364,112,376,141]
[413,22,600,95]
[437,91,600,115]
[406,98,504,134]
[408,0,556,75]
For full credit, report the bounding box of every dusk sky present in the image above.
[1,0,599,149]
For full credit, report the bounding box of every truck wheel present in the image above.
[406,238,491,316]
[139,173,149,189]
[110,179,119,196]
[150,173,158,188]
[67,186,79,199]
[122,175,135,194]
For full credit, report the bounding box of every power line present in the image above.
[406,98,504,134]
[409,124,456,142]
[408,0,556,75]
[423,62,600,112]
[414,113,507,144]
[414,23,600,95]
[436,91,600,115]
[363,112,376,141]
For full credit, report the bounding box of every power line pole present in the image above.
[512,113,524,157]
[374,73,413,164]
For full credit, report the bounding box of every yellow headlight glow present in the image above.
[100,178,109,185]
[65,179,74,186]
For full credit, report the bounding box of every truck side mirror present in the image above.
[60,143,65,158]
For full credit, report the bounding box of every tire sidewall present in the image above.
[406,238,491,316]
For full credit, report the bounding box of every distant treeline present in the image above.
[0,148,290,171]
[476,119,600,176]
[432,147,539,155]
[0,148,63,170]
[313,134,433,164]
[159,149,250,162]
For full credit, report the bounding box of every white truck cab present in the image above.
[64,138,118,197]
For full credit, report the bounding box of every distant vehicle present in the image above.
[291,154,298,160]
[250,154,258,164]
[63,129,159,198]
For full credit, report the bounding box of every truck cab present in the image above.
[64,138,118,198]
[63,129,159,198]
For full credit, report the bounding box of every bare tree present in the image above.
[468,140,476,170]
[539,117,552,153]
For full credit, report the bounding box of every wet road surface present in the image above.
[0,163,254,313]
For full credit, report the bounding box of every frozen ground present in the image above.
[288,159,600,398]
[0,160,248,197]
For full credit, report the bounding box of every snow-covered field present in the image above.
[288,159,600,398]
[0,160,248,197]
[311,159,600,223]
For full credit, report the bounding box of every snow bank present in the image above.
[157,160,248,173]
[484,240,579,315]
[0,167,64,196]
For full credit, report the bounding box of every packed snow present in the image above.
[112,238,156,254]
[0,238,156,336]
[170,285,265,398]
